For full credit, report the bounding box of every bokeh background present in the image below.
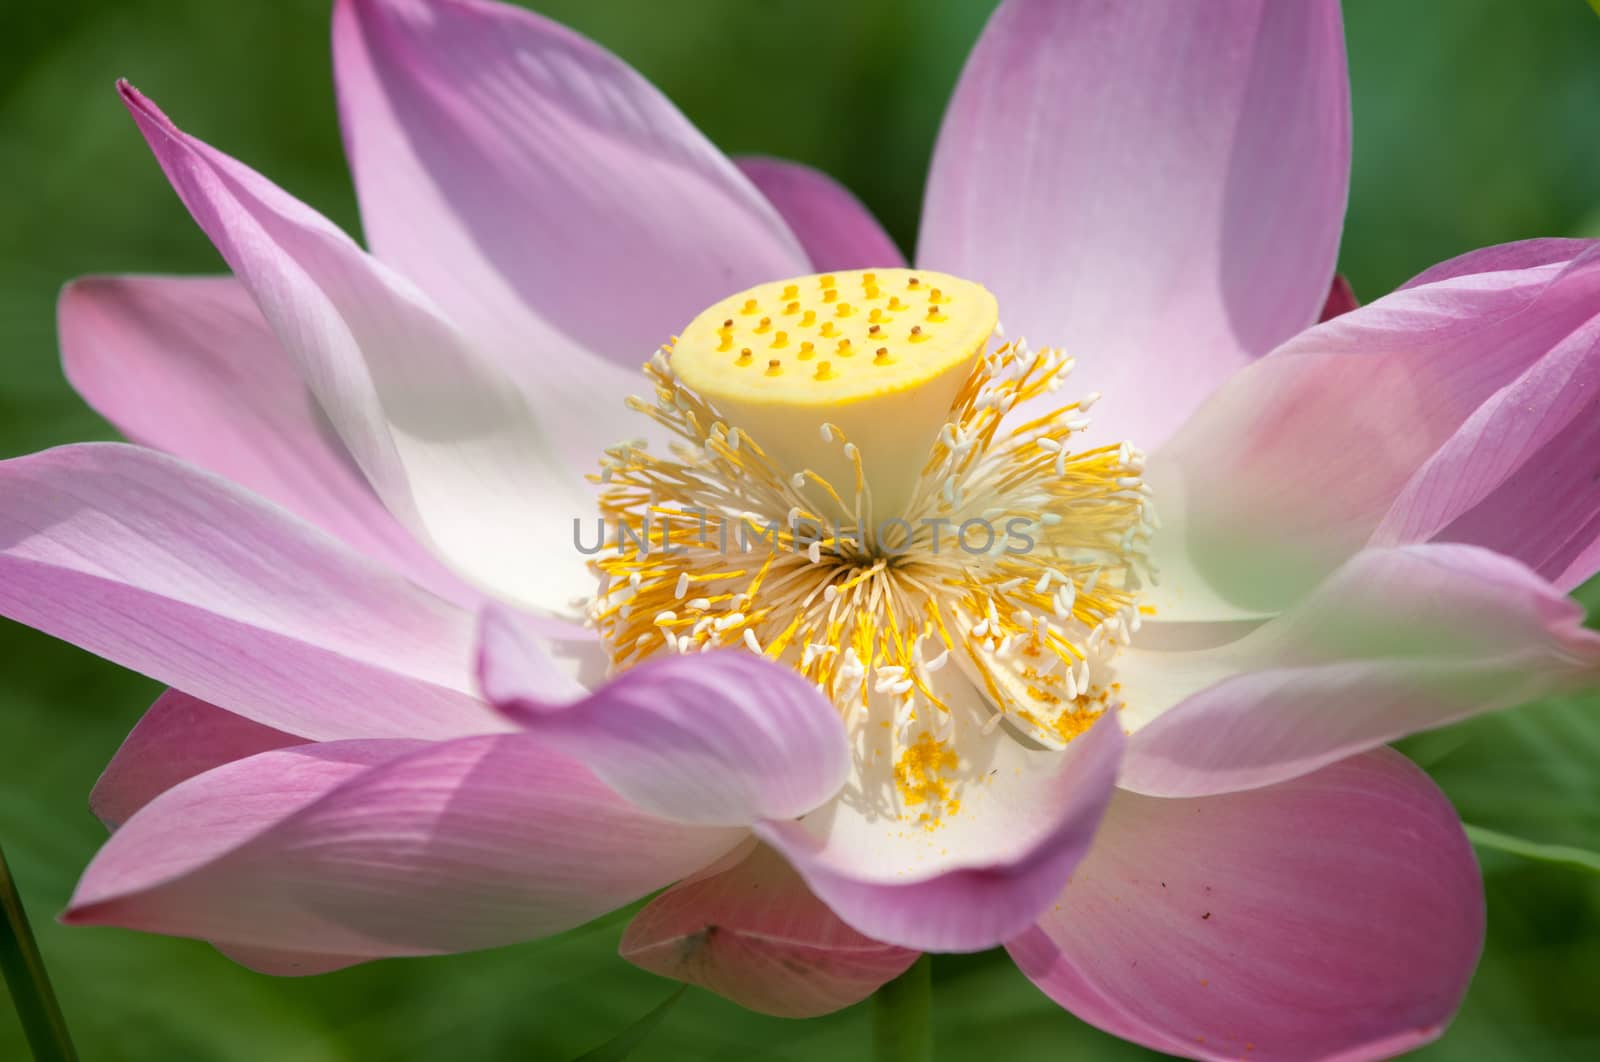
[3,0,1600,1058]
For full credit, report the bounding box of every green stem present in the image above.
[0,843,76,1062]
[872,955,932,1062]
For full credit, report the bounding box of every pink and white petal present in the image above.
[66,735,745,959]
[1148,243,1600,616]
[91,690,306,830]
[1318,274,1359,321]
[120,82,592,615]
[1372,312,1600,586]
[0,444,503,741]
[736,157,905,273]
[58,274,482,608]
[918,0,1349,449]
[332,0,806,381]
[756,699,1123,953]
[1009,750,1482,1062]
[1117,544,1600,798]
[620,840,918,1018]
[479,608,848,825]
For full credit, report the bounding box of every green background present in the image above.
[4,0,1600,1058]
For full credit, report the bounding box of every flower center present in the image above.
[588,269,1153,824]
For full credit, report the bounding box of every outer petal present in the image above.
[1371,312,1600,588]
[1008,750,1483,1062]
[1118,544,1600,798]
[58,274,480,607]
[756,709,1123,953]
[66,735,744,959]
[1150,242,1600,615]
[212,944,370,977]
[1558,537,1600,595]
[120,82,592,614]
[620,841,918,1018]
[919,0,1349,448]
[1399,237,1595,289]
[91,690,305,830]
[736,157,905,273]
[478,608,848,826]
[0,444,503,740]
[332,0,807,374]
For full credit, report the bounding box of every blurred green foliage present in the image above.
[3,1,1600,1058]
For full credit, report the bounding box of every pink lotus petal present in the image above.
[736,157,905,273]
[213,943,369,977]
[919,0,1349,449]
[1558,536,1600,595]
[620,841,918,1018]
[332,0,806,375]
[0,444,503,741]
[66,735,744,959]
[1008,749,1483,1062]
[756,711,1122,953]
[91,690,305,830]
[58,274,482,608]
[478,607,848,825]
[119,81,593,615]
[1317,274,1359,321]
[1400,237,1596,289]
[1150,242,1600,616]
[1372,311,1600,588]
[1118,544,1600,798]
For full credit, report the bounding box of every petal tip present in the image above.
[117,79,181,147]
[116,78,151,114]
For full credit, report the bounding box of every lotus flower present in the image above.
[3,0,1597,1058]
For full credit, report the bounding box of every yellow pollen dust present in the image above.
[894,732,960,824]
[593,271,1153,831]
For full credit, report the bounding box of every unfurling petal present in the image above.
[1118,544,1600,797]
[0,444,501,741]
[58,274,481,607]
[1371,312,1600,589]
[919,0,1349,449]
[1009,750,1482,1062]
[621,841,918,1018]
[478,607,848,826]
[91,690,305,830]
[66,736,744,962]
[736,157,905,273]
[332,0,806,375]
[756,711,1122,953]
[1150,241,1600,616]
[119,81,593,614]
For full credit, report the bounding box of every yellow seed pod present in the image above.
[671,268,998,516]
